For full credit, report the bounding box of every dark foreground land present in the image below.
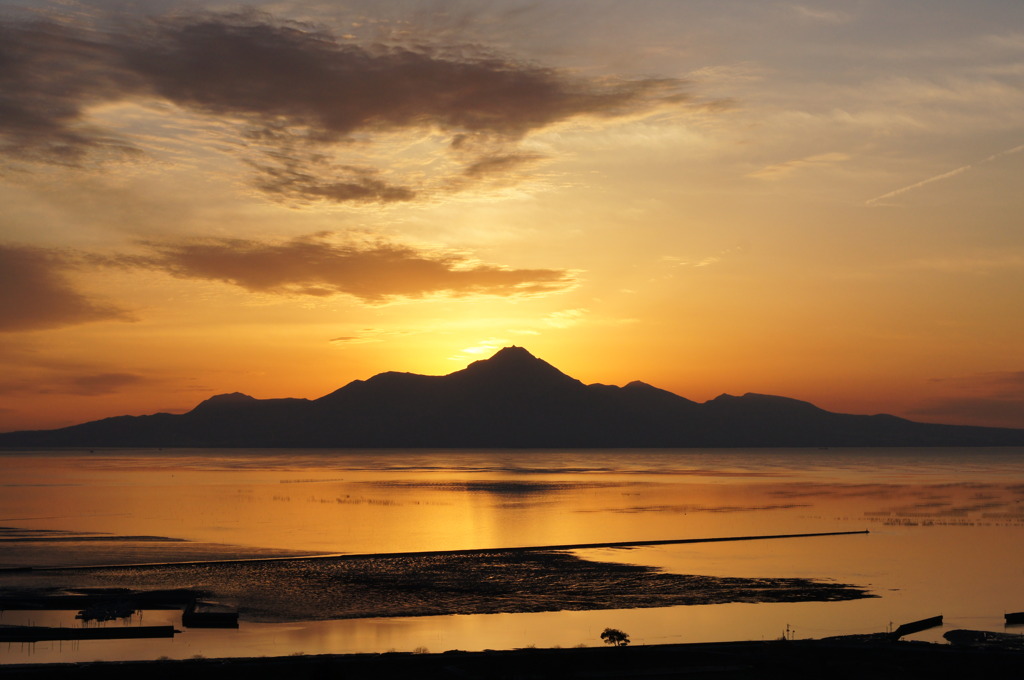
[3,639,1024,680]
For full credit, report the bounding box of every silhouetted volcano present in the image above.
[2,347,1023,448]
[455,346,581,388]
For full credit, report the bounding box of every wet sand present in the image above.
[1,548,871,623]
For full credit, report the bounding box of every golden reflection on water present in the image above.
[3,448,1024,663]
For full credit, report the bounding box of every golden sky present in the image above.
[2,0,1023,432]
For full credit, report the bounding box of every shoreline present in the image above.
[3,637,1023,679]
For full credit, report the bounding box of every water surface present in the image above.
[3,447,1024,662]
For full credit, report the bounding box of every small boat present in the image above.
[892,615,942,638]
[1005,611,1024,625]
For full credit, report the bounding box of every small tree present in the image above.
[600,627,630,647]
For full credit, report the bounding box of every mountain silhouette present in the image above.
[2,346,1022,448]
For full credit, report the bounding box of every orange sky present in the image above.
[2,1,1023,433]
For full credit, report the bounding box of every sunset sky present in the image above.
[2,0,1023,433]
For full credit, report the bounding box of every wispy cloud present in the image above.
[329,328,416,345]
[544,308,588,328]
[867,143,1024,205]
[663,255,721,268]
[748,152,850,180]
[661,246,742,269]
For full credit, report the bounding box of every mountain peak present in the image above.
[454,346,581,389]
[189,392,257,414]
[202,392,256,404]
[485,345,537,362]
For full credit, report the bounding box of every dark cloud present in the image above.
[462,153,546,178]
[250,156,417,204]
[908,372,1024,429]
[0,244,132,332]
[0,18,142,164]
[0,10,692,200]
[121,12,683,139]
[110,234,576,302]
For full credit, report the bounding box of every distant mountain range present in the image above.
[2,346,1023,448]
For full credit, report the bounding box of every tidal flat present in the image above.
[2,548,871,623]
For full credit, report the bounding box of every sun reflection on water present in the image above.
[3,447,1024,663]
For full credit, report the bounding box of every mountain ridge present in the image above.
[2,346,1022,448]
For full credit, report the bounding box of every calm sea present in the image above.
[3,447,1024,663]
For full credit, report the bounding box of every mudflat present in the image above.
[1,548,871,622]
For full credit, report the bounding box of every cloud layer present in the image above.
[111,234,577,302]
[1,233,574,333]
[0,245,131,332]
[0,10,690,202]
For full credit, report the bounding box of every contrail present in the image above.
[866,143,1024,206]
